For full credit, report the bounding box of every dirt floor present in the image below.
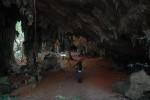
[12,54,129,100]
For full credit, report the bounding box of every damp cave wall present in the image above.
[0,4,22,76]
[0,1,60,76]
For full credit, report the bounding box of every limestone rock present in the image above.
[125,70,150,100]
[112,82,130,95]
[138,90,150,100]
[42,55,58,71]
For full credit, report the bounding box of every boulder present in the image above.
[112,82,130,95]
[138,90,150,100]
[41,55,58,71]
[125,70,150,100]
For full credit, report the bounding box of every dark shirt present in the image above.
[76,61,82,71]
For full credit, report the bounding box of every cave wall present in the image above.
[104,36,149,69]
[0,2,22,76]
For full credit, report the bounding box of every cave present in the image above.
[0,0,150,100]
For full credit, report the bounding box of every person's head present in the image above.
[80,56,84,62]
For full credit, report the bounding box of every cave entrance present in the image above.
[13,21,26,65]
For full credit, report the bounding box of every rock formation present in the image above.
[0,0,150,75]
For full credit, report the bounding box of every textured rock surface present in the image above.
[112,82,130,95]
[125,70,150,100]
[41,55,58,71]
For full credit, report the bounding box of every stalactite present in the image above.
[114,32,118,39]
[149,46,150,60]
[113,0,119,10]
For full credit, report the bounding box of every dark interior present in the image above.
[0,0,150,99]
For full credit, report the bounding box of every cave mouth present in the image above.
[13,21,26,65]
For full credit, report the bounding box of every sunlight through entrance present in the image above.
[13,21,26,65]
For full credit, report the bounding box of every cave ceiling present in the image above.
[37,0,150,41]
[1,0,150,41]
[0,0,150,46]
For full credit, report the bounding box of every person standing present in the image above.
[75,57,84,83]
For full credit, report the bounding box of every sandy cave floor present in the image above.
[11,55,129,100]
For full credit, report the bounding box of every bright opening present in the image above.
[13,21,26,65]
